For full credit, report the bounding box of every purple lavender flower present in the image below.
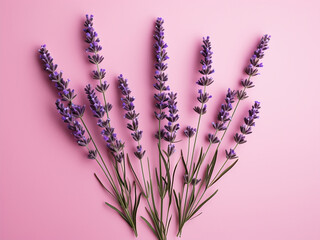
[196,36,214,86]
[39,45,94,156]
[85,84,105,118]
[55,99,91,147]
[208,133,219,144]
[184,126,196,138]
[209,88,236,143]
[39,45,77,104]
[194,36,214,115]
[238,35,271,100]
[83,14,112,114]
[153,17,170,138]
[88,150,97,159]
[163,92,180,156]
[235,101,261,142]
[118,74,145,160]
[225,148,237,159]
[85,84,125,162]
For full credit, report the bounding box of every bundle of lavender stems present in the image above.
[38,14,270,240]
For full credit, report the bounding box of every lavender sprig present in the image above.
[238,34,271,100]
[83,15,141,236]
[213,35,270,155]
[193,36,214,115]
[206,88,236,149]
[118,74,145,160]
[84,15,112,117]
[177,36,215,237]
[85,84,125,163]
[217,101,261,184]
[39,45,76,104]
[163,92,180,157]
[154,17,170,127]
[39,45,94,151]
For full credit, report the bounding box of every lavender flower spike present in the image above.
[184,126,196,138]
[212,88,236,131]
[85,84,125,162]
[163,92,180,157]
[153,17,170,131]
[235,101,261,142]
[39,45,94,157]
[118,74,145,160]
[238,35,271,100]
[84,14,112,112]
[196,36,214,86]
[194,36,214,115]
[39,45,76,104]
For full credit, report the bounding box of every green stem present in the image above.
[81,118,137,235]
[80,117,117,189]
[182,85,206,222]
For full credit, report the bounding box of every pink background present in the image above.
[1,0,320,239]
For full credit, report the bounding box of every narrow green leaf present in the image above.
[187,189,218,221]
[210,149,218,170]
[93,173,115,198]
[166,215,172,234]
[145,208,161,237]
[105,201,131,226]
[210,160,238,186]
[141,216,157,236]
[193,147,204,175]
[180,150,188,174]
[127,155,145,196]
[206,149,218,187]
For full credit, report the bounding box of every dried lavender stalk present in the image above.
[177,36,215,236]
[219,35,271,145]
[39,45,92,153]
[163,92,180,157]
[153,17,170,237]
[118,74,150,199]
[82,15,141,236]
[38,45,119,200]
[211,101,261,186]
[118,74,145,160]
[83,14,111,118]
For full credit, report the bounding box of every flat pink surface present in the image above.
[1,0,320,239]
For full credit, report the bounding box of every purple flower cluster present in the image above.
[209,88,236,143]
[39,45,77,103]
[39,45,95,157]
[194,36,214,115]
[225,101,261,159]
[84,15,110,102]
[163,92,180,156]
[237,101,261,139]
[153,17,170,125]
[118,74,145,160]
[55,99,90,147]
[85,84,124,162]
[85,84,105,118]
[238,35,271,100]
[184,126,196,138]
[197,36,214,86]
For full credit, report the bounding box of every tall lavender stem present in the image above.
[38,45,117,193]
[153,17,170,230]
[180,36,214,230]
[84,14,112,121]
[216,34,270,150]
